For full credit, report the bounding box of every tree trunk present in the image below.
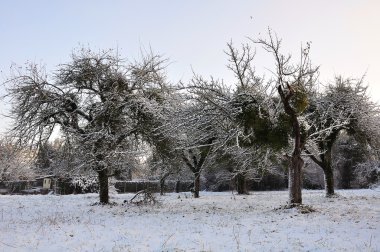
[277,85,304,205]
[98,169,109,204]
[324,167,334,196]
[160,178,165,196]
[236,173,248,194]
[175,180,180,193]
[160,180,164,196]
[127,168,132,180]
[323,148,335,196]
[340,163,352,189]
[159,172,171,196]
[288,154,303,204]
[193,172,200,198]
[306,146,336,197]
[287,115,304,205]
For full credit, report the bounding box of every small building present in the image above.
[0,182,9,195]
[35,175,57,194]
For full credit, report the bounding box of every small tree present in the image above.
[181,138,214,198]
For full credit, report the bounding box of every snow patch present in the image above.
[0,189,378,251]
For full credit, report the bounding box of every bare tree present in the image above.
[180,41,286,196]
[181,138,214,198]
[305,76,380,196]
[170,93,219,198]
[5,48,169,204]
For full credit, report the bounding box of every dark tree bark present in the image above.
[160,180,165,196]
[322,146,335,196]
[289,151,303,204]
[324,165,334,196]
[159,179,165,196]
[159,171,172,196]
[98,169,109,204]
[193,172,200,198]
[235,172,248,195]
[340,164,353,189]
[175,180,180,193]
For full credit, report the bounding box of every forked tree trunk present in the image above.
[236,173,248,195]
[306,145,336,197]
[98,169,109,204]
[193,172,200,198]
[182,141,213,199]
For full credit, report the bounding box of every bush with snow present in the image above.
[71,176,99,193]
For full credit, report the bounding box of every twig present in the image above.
[0,240,18,248]
[161,233,175,249]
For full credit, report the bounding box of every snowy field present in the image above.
[0,189,379,252]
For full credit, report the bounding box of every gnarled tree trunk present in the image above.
[289,152,303,204]
[323,148,335,196]
[280,88,305,205]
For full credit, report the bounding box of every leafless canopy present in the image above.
[5,48,170,203]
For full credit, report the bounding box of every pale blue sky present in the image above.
[1,0,379,134]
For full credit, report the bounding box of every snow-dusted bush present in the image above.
[353,161,380,188]
[71,176,99,193]
[0,138,35,182]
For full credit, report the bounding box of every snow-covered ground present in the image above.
[0,189,379,252]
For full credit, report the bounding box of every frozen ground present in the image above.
[0,189,379,252]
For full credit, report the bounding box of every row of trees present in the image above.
[3,31,380,204]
